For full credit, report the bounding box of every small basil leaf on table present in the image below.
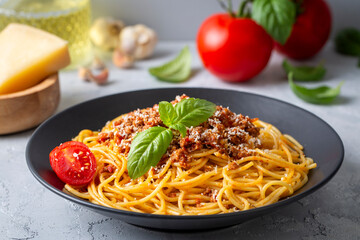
[159,101,177,126]
[127,127,173,179]
[283,59,326,81]
[149,46,191,82]
[252,0,296,44]
[174,98,216,127]
[335,28,360,56]
[288,74,344,104]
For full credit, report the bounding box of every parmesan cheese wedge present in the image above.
[0,23,70,95]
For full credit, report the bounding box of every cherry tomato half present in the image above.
[197,14,273,82]
[274,0,332,60]
[49,141,97,186]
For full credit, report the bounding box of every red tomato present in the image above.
[49,141,97,186]
[197,14,273,82]
[274,0,332,60]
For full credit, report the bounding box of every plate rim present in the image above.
[26,87,345,220]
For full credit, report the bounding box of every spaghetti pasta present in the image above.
[64,95,316,215]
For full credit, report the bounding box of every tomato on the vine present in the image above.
[274,0,332,60]
[197,14,273,82]
[49,141,97,186]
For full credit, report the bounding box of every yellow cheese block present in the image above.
[0,23,70,95]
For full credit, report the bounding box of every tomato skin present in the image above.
[49,141,97,186]
[197,14,273,82]
[274,0,332,60]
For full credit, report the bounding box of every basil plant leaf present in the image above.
[252,0,296,44]
[283,59,326,81]
[169,123,187,138]
[335,28,360,56]
[288,74,344,104]
[174,98,216,127]
[127,127,173,179]
[149,46,191,83]
[159,101,177,126]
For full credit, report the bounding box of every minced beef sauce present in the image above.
[97,95,261,169]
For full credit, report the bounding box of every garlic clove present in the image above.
[91,56,106,70]
[78,66,109,85]
[78,67,91,81]
[112,49,134,69]
[92,68,109,85]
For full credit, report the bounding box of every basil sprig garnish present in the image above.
[127,98,216,179]
[288,73,344,104]
[283,59,326,82]
[252,0,296,44]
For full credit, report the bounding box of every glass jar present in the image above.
[0,0,93,68]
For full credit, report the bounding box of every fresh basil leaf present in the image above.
[252,0,296,44]
[159,101,177,127]
[174,98,216,127]
[283,59,326,81]
[149,46,191,82]
[127,127,173,179]
[158,101,189,137]
[335,28,360,56]
[169,123,187,138]
[288,74,344,104]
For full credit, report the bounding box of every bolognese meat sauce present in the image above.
[97,95,261,169]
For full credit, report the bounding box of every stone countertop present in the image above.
[0,42,359,240]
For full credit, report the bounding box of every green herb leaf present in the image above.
[283,59,326,81]
[149,46,191,82]
[159,101,177,126]
[159,98,216,136]
[127,127,173,179]
[159,101,187,137]
[174,98,216,127]
[169,123,187,137]
[288,73,344,104]
[335,28,360,56]
[252,0,296,44]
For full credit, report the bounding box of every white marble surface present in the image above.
[0,42,359,239]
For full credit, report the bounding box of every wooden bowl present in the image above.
[0,73,60,135]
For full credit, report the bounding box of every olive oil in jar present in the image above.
[0,0,92,68]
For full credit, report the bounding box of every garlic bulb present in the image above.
[119,24,157,60]
[90,17,125,50]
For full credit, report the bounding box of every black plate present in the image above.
[26,88,344,230]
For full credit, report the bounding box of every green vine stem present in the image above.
[217,0,234,17]
[218,0,253,18]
